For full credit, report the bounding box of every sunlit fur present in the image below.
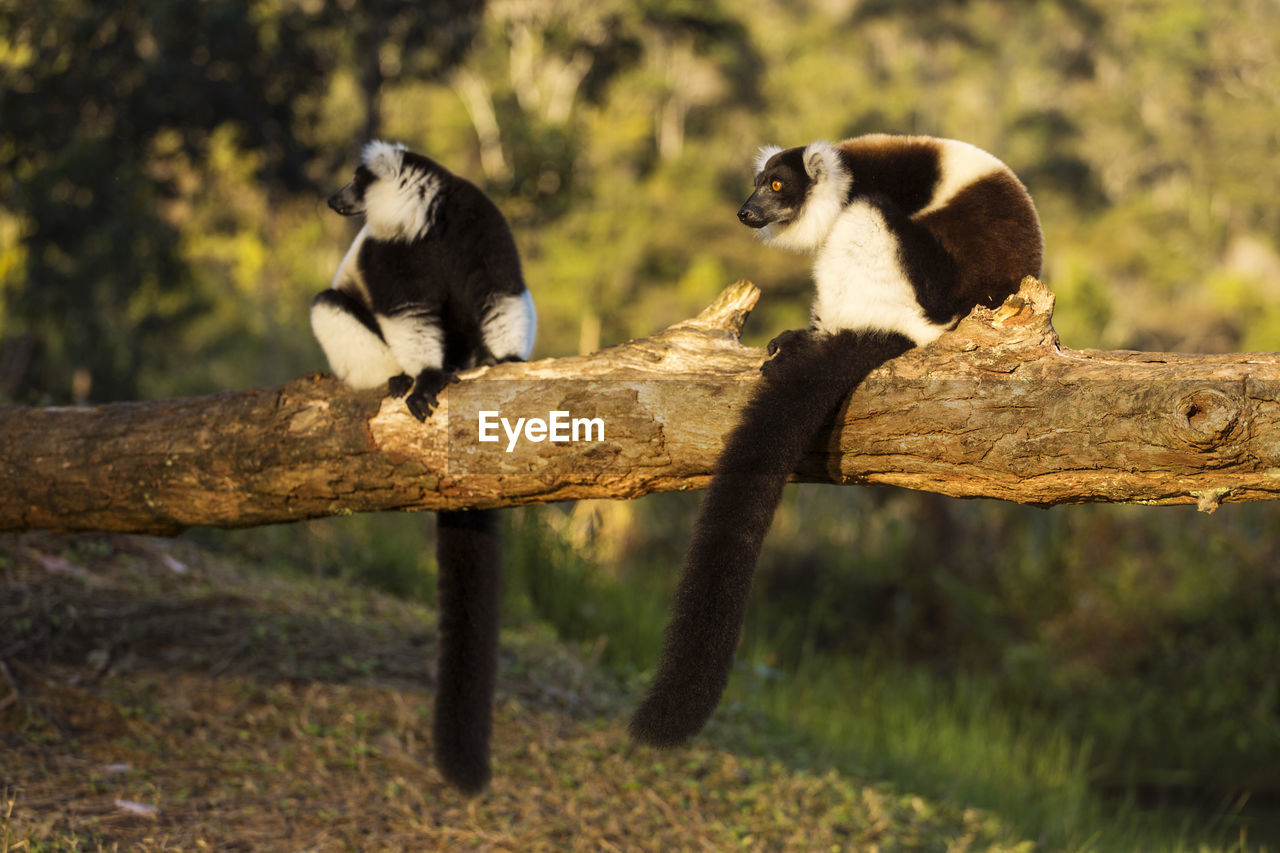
[753,144,782,175]
[311,141,536,794]
[631,134,1042,748]
[811,198,944,344]
[309,293,401,389]
[360,141,444,242]
[362,139,404,179]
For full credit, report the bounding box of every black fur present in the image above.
[434,509,502,794]
[737,148,809,228]
[858,192,963,327]
[350,185,525,368]
[832,138,942,214]
[312,288,384,340]
[327,165,376,215]
[629,329,912,746]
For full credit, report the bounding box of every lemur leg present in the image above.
[378,309,450,421]
[480,290,537,363]
[310,289,406,391]
[629,329,913,747]
[762,327,820,378]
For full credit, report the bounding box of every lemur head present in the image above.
[328,140,442,241]
[737,141,850,252]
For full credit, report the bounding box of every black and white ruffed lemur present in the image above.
[311,141,536,792]
[629,134,1043,747]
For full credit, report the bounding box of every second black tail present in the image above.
[433,508,502,792]
[629,329,913,747]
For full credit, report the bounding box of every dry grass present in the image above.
[0,533,1029,852]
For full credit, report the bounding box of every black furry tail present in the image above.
[433,509,501,793]
[629,329,913,747]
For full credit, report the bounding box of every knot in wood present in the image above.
[1171,388,1241,449]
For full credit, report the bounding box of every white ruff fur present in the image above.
[379,312,445,376]
[810,200,948,345]
[482,290,537,361]
[310,299,402,389]
[360,140,443,242]
[758,141,850,252]
[363,171,442,242]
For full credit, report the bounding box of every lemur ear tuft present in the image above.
[362,140,407,179]
[754,145,783,175]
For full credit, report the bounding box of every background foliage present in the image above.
[3,0,1279,848]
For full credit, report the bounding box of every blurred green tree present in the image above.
[0,0,327,401]
[0,0,484,403]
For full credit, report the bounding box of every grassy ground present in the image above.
[501,502,1275,853]
[0,532,1032,852]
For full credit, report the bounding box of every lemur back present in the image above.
[631,134,1041,747]
[311,141,535,792]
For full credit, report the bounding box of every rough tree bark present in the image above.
[3,278,1278,536]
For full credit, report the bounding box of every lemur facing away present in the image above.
[630,134,1043,748]
[311,141,536,793]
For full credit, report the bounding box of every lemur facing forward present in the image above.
[630,134,1043,747]
[311,141,536,792]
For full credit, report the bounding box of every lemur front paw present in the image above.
[405,369,459,422]
[765,327,816,357]
[388,373,414,398]
[762,328,819,381]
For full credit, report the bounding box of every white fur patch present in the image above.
[355,139,443,242]
[810,200,949,345]
[378,311,444,376]
[754,145,782,175]
[482,290,537,361]
[331,225,371,302]
[363,170,443,242]
[914,138,1004,218]
[760,141,851,253]
[310,298,402,389]
[362,140,406,180]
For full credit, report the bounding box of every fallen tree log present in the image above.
[3,278,1278,535]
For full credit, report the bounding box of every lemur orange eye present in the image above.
[770,180,783,192]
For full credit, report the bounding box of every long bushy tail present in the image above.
[433,508,501,793]
[629,329,913,747]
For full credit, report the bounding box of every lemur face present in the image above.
[737,146,810,229]
[328,166,376,217]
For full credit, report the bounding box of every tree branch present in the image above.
[3,278,1278,535]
